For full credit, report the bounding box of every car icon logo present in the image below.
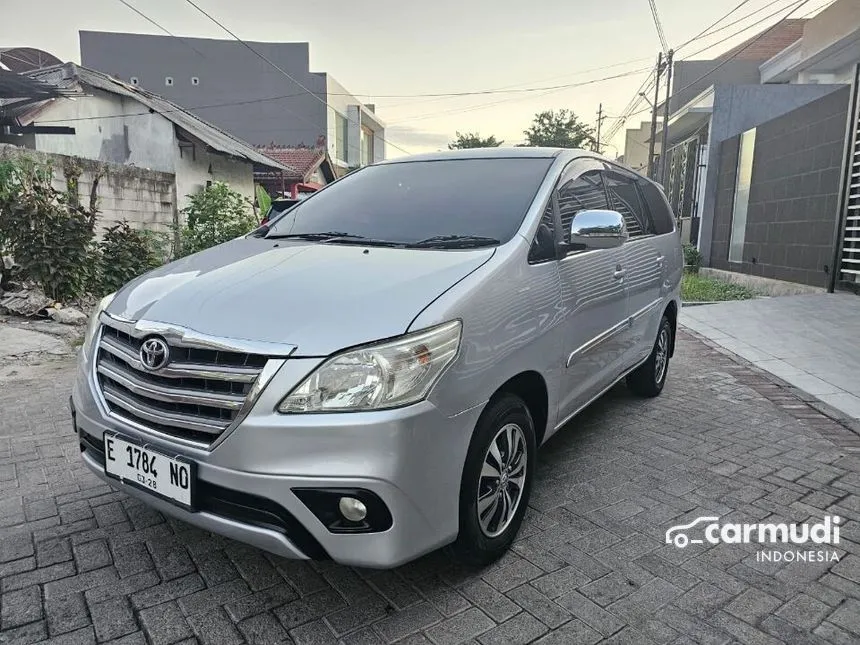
[666,516,720,548]
[140,337,170,371]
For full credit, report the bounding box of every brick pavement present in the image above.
[1,331,860,645]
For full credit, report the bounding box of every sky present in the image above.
[0,0,836,158]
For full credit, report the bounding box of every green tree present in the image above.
[519,109,595,149]
[448,131,503,149]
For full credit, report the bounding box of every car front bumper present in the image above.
[72,351,485,569]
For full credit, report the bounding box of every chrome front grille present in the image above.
[95,322,268,445]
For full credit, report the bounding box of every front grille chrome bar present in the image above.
[94,316,291,447]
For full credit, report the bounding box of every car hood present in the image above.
[107,238,494,356]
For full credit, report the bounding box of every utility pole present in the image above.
[659,48,674,186]
[595,103,604,153]
[646,52,663,180]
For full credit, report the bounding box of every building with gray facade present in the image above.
[79,31,385,172]
[654,0,860,293]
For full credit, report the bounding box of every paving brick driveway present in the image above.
[2,331,860,645]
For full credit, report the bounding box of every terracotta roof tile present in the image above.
[718,19,806,61]
[257,146,325,182]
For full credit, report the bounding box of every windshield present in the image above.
[265,157,554,247]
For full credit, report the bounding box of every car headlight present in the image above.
[278,320,462,413]
[81,292,116,357]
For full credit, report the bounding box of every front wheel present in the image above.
[449,394,536,566]
[627,315,672,397]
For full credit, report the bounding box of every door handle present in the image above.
[656,255,665,266]
[613,268,626,280]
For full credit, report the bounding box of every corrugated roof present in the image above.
[25,63,286,171]
[0,68,77,100]
[719,19,806,61]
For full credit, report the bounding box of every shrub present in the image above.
[682,243,702,274]
[95,220,167,296]
[179,182,257,257]
[0,155,97,301]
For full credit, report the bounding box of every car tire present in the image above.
[449,393,536,567]
[626,315,672,398]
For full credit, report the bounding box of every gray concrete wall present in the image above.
[709,86,851,287]
[0,144,176,235]
[80,31,329,148]
[697,83,847,265]
[669,60,762,114]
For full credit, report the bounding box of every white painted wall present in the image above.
[24,90,255,216]
[173,143,255,213]
[32,89,176,173]
[326,74,386,166]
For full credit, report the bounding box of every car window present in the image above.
[265,158,554,246]
[602,170,654,238]
[637,179,675,235]
[528,200,557,263]
[556,169,609,246]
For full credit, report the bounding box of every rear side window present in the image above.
[556,169,609,245]
[637,179,676,235]
[603,170,653,238]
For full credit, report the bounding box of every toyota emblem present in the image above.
[140,337,170,371]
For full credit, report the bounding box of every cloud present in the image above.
[384,125,451,151]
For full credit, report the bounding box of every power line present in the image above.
[604,0,813,148]
[387,67,652,125]
[180,0,411,156]
[680,0,807,60]
[647,0,670,54]
[115,0,209,59]
[32,66,649,126]
[675,0,755,51]
[671,0,814,97]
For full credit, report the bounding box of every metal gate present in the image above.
[663,128,708,237]
[833,63,860,292]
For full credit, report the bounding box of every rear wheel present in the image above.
[450,394,536,566]
[626,315,672,397]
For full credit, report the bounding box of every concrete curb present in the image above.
[679,324,860,449]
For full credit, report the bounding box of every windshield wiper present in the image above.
[408,235,501,249]
[266,231,405,248]
[265,231,354,241]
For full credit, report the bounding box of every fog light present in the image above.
[338,497,367,522]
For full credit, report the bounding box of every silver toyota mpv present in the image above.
[72,148,682,568]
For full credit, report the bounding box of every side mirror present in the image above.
[570,209,628,249]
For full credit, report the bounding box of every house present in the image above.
[659,0,860,292]
[78,32,386,173]
[0,62,287,212]
[621,121,660,175]
[254,144,337,200]
[655,19,819,245]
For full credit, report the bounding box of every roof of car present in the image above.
[380,147,591,164]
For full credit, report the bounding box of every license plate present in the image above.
[103,433,195,508]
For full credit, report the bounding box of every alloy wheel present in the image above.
[655,326,670,384]
[477,423,527,538]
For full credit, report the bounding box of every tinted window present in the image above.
[557,170,609,245]
[603,170,653,238]
[637,179,675,235]
[266,158,554,245]
[529,201,557,263]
